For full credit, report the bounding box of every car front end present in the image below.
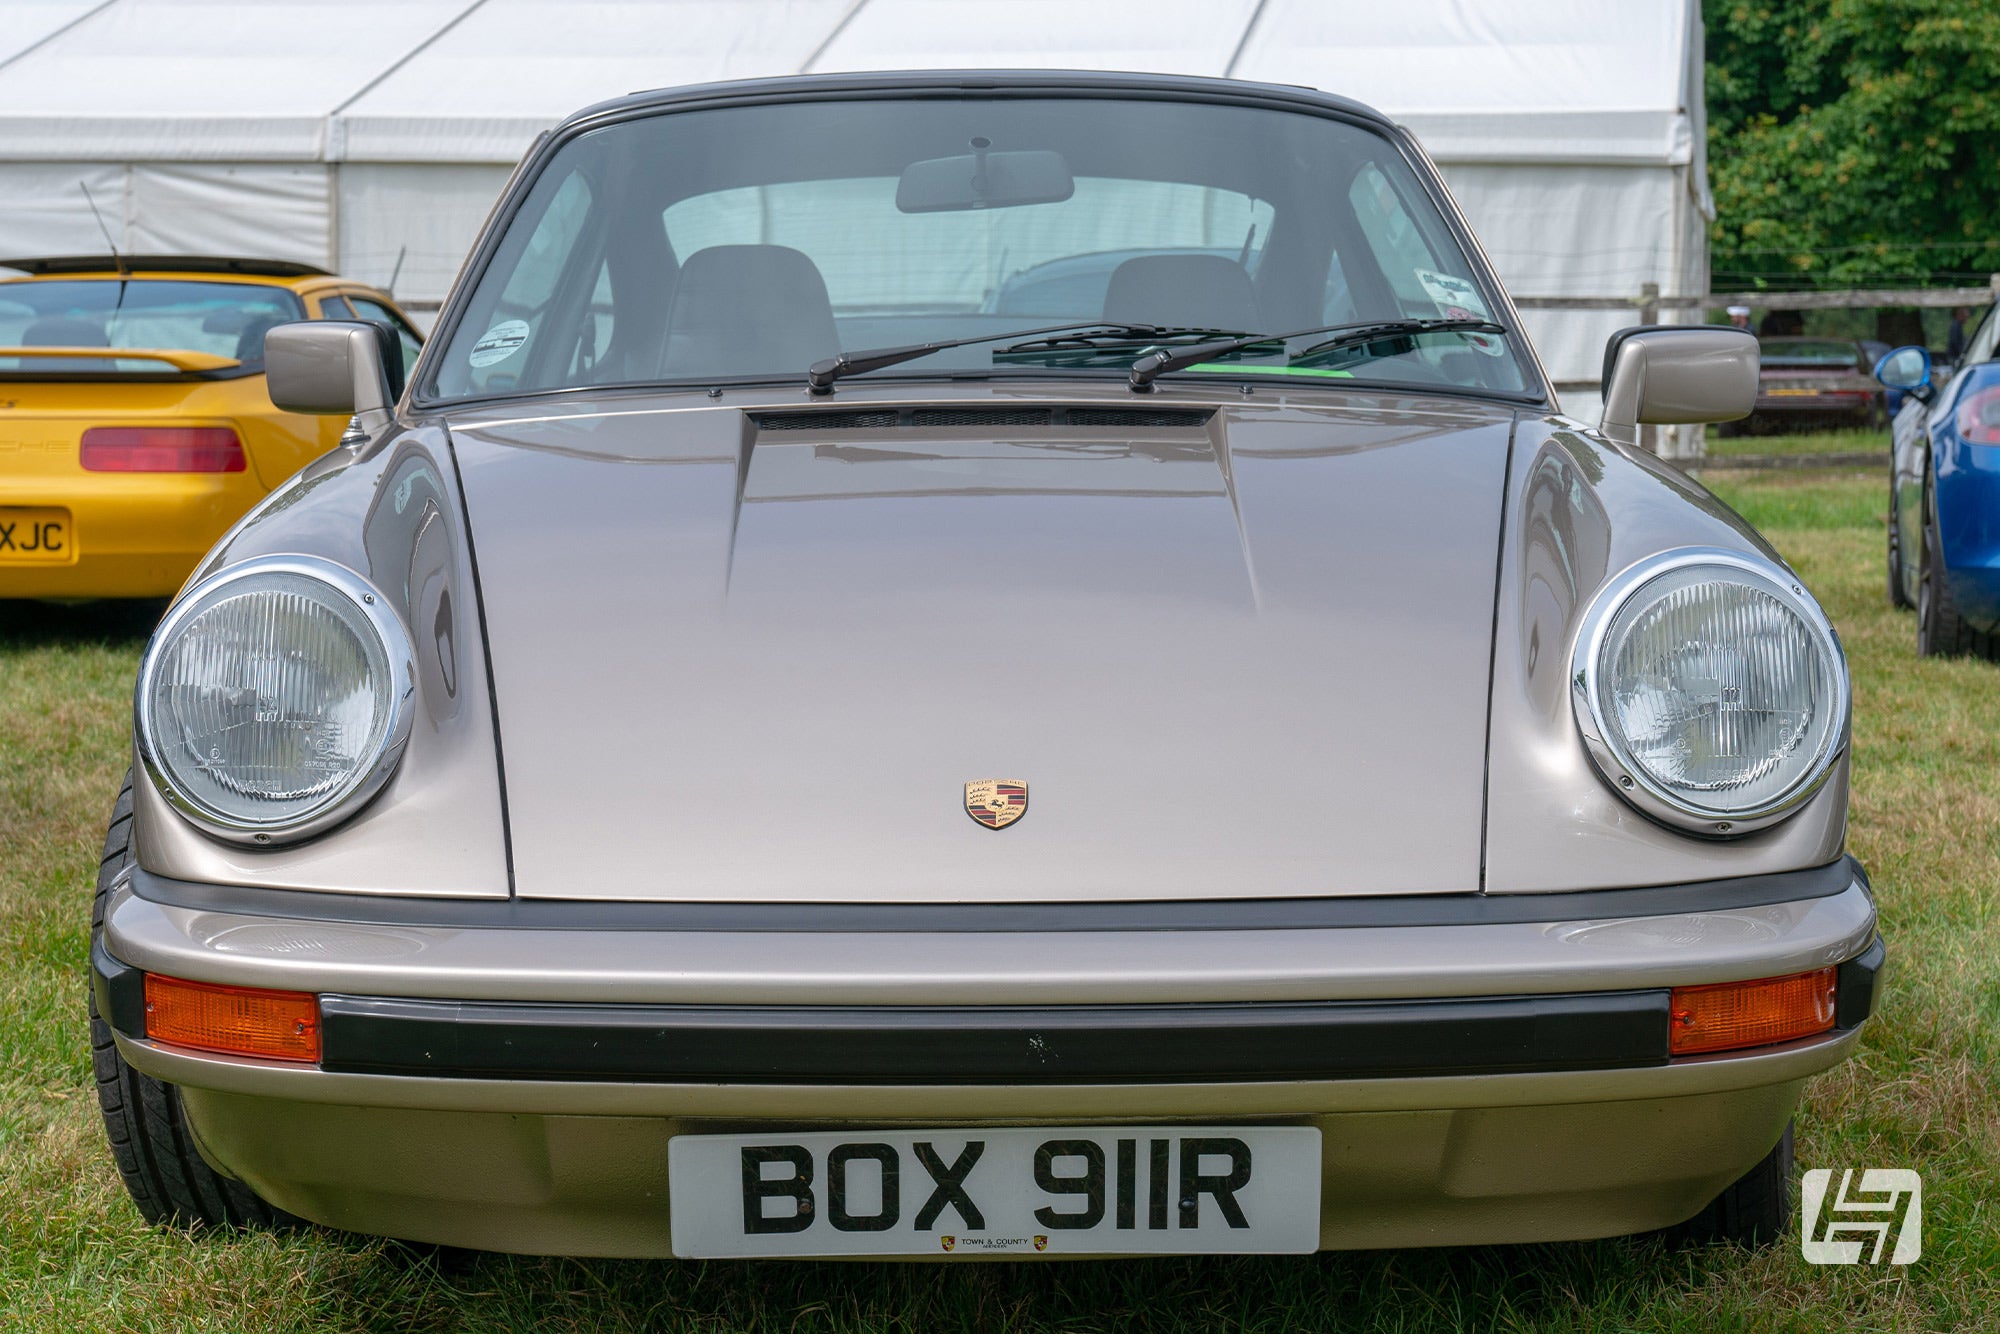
[88,72,1880,1259]
[96,842,1879,1255]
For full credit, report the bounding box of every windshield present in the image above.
[429,95,1535,402]
[0,279,302,374]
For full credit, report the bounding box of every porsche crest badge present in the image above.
[965,779,1028,830]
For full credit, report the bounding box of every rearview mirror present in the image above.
[896,146,1074,214]
[265,321,396,430]
[1874,345,1932,400]
[1598,325,1758,447]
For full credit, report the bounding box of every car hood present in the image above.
[447,388,1517,903]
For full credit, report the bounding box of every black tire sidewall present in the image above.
[89,773,298,1231]
[1888,458,1909,607]
[1659,1120,1793,1248]
[1919,469,1943,652]
[1918,465,1974,657]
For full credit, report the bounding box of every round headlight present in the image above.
[1571,549,1848,835]
[136,556,414,844]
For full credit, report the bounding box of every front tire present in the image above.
[1887,459,1913,609]
[90,774,300,1231]
[1918,471,1984,658]
[1663,1122,1793,1248]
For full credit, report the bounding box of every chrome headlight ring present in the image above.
[1570,547,1850,837]
[135,554,416,846]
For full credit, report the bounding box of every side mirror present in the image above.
[1874,345,1933,402]
[1598,325,1759,447]
[264,321,397,431]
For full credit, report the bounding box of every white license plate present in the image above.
[668,1125,1321,1258]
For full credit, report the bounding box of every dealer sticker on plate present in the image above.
[667,1125,1321,1257]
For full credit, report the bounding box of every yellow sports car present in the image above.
[0,256,422,599]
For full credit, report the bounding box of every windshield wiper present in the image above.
[997,326,1255,353]
[1127,317,1508,391]
[805,322,1248,395]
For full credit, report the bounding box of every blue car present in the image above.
[1880,305,2000,655]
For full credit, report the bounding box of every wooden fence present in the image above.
[399,278,2000,412]
[1519,277,2000,395]
[402,277,2000,325]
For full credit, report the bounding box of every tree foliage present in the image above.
[1706,0,2000,288]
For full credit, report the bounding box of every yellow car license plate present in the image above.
[0,507,73,563]
[1766,388,1818,396]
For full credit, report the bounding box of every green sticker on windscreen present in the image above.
[1184,363,1355,378]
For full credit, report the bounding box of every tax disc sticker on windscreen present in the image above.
[1414,268,1485,316]
[468,320,530,367]
[1414,269,1505,357]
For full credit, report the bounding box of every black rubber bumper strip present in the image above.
[91,932,146,1038]
[310,992,1675,1084]
[126,854,1866,934]
[1835,935,1887,1030]
[92,937,1883,1084]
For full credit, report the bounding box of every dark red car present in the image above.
[1743,336,1886,432]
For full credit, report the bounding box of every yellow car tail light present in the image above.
[81,426,245,472]
[142,974,320,1063]
[1668,968,1837,1056]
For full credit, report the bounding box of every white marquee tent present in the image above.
[0,0,1711,428]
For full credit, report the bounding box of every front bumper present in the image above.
[1752,394,1873,415]
[0,472,263,598]
[97,859,1882,1255]
[1750,381,1877,421]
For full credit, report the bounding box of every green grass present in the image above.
[1705,428,1889,460]
[3,457,1997,1331]
[1702,469,1888,534]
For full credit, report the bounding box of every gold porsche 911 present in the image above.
[86,72,1881,1261]
[0,257,421,599]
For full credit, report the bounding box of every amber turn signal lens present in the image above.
[1669,967,1837,1056]
[143,974,320,1063]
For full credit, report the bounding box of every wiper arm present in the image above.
[1127,317,1508,391]
[807,322,1170,395]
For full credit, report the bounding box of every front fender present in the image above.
[1479,417,1847,893]
[131,418,510,898]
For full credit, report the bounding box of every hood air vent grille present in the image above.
[1064,408,1213,428]
[752,407,1214,432]
[755,410,901,431]
[912,408,1053,427]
